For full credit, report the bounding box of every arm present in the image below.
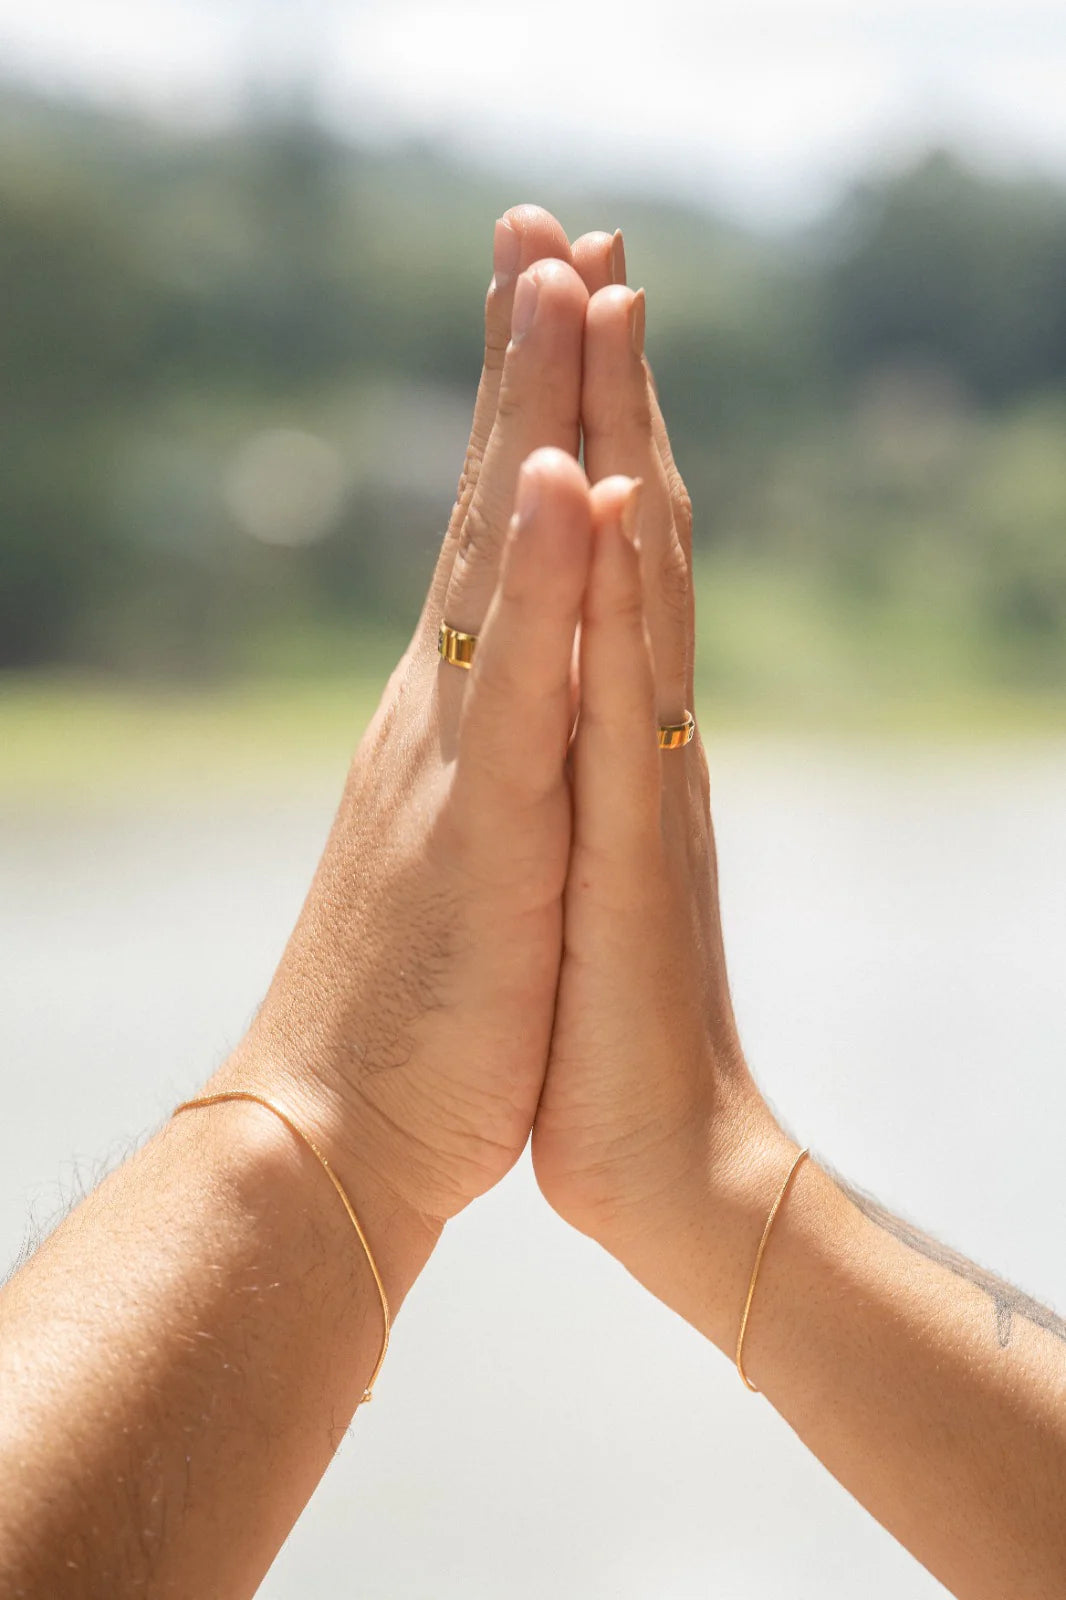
[648,1151,1066,1600]
[532,282,1066,1600]
[0,1099,434,1598]
[0,205,596,1597]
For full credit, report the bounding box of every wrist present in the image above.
[603,1089,802,1357]
[201,1051,442,1319]
[619,1102,861,1396]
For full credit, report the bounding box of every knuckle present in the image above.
[483,285,511,359]
[462,431,490,481]
[628,388,654,433]
[472,654,521,718]
[457,498,503,569]
[671,479,694,545]
[454,462,477,510]
[658,540,691,618]
[458,719,562,816]
[493,387,525,430]
[455,428,495,515]
[483,332,508,372]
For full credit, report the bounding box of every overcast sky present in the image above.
[2,0,1065,223]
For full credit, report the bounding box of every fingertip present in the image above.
[486,208,575,316]
[582,289,654,453]
[631,287,646,359]
[525,256,589,307]
[573,230,613,252]
[508,448,591,587]
[589,479,644,573]
[571,231,615,295]
[512,448,585,528]
[492,216,521,291]
[586,282,638,335]
[590,474,643,529]
[610,230,627,285]
[500,203,573,265]
[585,478,645,621]
[519,446,590,505]
[506,258,588,351]
[620,477,643,545]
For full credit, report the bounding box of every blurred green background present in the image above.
[3,77,1066,795]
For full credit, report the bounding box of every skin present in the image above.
[0,204,607,1598]
[225,208,590,1231]
[1,206,1065,1599]
[529,250,1066,1600]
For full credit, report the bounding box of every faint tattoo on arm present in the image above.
[832,1175,1066,1351]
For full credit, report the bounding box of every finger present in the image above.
[582,286,693,718]
[571,475,660,876]
[645,364,694,569]
[572,230,691,564]
[463,207,573,498]
[455,448,591,833]
[573,230,688,569]
[571,229,626,297]
[424,205,573,624]
[440,258,588,646]
[570,231,689,566]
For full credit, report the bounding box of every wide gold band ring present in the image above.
[658,711,696,750]
[438,620,478,670]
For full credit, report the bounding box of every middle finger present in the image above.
[582,285,693,721]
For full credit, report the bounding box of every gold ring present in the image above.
[658,711,696,750]
[438,620,478,670]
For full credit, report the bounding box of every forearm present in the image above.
[0,1081,438,1597]
[636,1128,1066,1600]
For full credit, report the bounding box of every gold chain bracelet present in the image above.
[172,1090,390,1404]
[735,1146,810,1393]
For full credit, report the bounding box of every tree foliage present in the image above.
[1,89,1063,684]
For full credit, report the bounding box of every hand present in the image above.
[218,208,594,1249]
[532,283,789,1341]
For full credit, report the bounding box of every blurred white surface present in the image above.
[1,1,1066,223]
[3,737,1065,1598]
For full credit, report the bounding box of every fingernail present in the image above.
[514,459,540,527]
[610,229,627,285]
[630,288,646,358]
[620,478,643,547]
[493,217,521,290]
[511,272,539,342]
